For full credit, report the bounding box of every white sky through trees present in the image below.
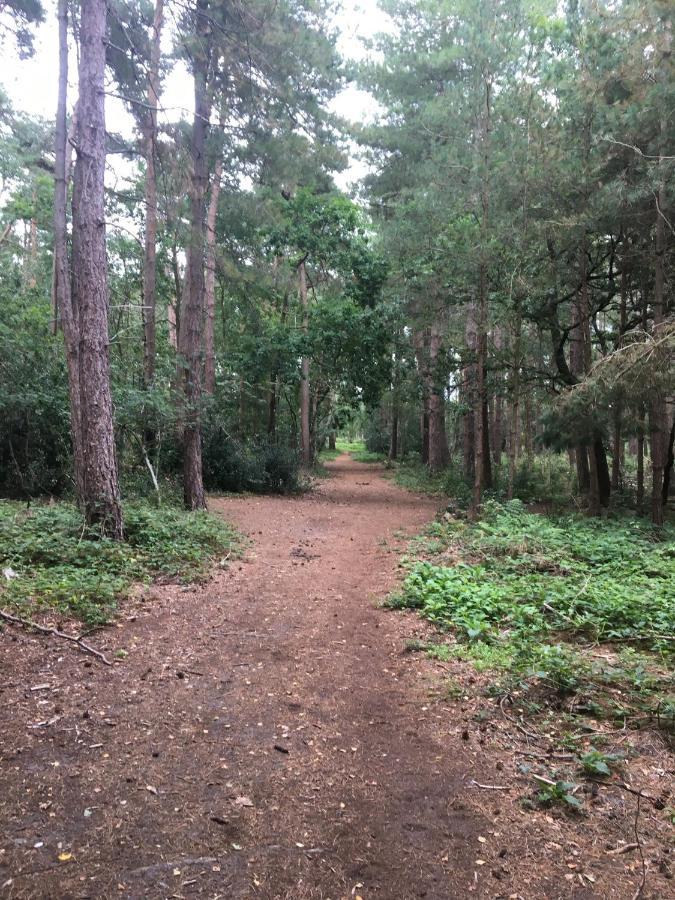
[2,0,390,190]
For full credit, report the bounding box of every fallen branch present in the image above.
[470,780,511,791]
[590,778,659,805]
[0,609,112,666]
[605,843,639,857]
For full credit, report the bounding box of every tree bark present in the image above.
[298,259,311,467]
[663,415,675,504]
[637,414,645,511]
[54,0,85,505]
[492,327,503,468]
[428,322,449,472]
[507,306,521,500]
[179,0,211,510]
[71,0,123,537]
[611,257,628,490]
[389,390,399,461]
[203,146,223,395]
[421,402,430,465]
[649,75,669,526]
[141,0,164,388]
[473,72,492,512]
[463,305,477,481]
[571,247,591,495]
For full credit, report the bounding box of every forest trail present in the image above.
[2,455,490,899]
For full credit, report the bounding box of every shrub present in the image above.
[202,423,301,494]
[0,499,239,626]
[389,502,675,709]
[364,418,390,454]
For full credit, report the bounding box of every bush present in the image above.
[364,418,390,454]
[0,499,239,626]
[202,423,301,494]
[388,501,675,710]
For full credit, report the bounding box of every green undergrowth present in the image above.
[0,500,240,627]
[335,438,366,453]
[318,447,342,462]
[391,453,577,507]
[392,459,449,494]
[389,500,675,729]
[351,449,387,463]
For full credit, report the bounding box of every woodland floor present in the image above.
[0,455,672,900]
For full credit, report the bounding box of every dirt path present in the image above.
[2,455,494,899]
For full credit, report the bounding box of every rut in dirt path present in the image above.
[1,455,484,900]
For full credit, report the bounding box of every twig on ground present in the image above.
[0,609,112,666]
[514,749,576,761]
[499,696,543,743]
[631,793,647,900]
[470,780,511,791]
[605,843,639,856]
[531,773,557,787]
[590,779,660,805]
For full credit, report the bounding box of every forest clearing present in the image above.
[0,0,674,897]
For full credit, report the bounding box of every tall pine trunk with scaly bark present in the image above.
[179,0,212,510]
[54,0,85,505]
[141,0,164,388]
[71,0,123,537]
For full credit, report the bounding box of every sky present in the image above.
[1,0,391,191]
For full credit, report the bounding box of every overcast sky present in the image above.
[2,0,391,190]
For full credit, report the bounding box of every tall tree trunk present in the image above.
[54,0,85,505]
[267,377,278,439]
[169,242,182,348]
[71,0,123,537]
[637,414,645,511]
[663,415,675,504]
[179,0,211,510]
[507,305,521,500]
[492,394,504,468]
[524,395,533,460]
[611,257,628,490]
[389,390,399,461]
[141,0,164,388]
[649,77,669,526]
[463,305,477,481]
[492,327,503,468]
[51,113,77,336]
[298,259,311,467]
[428,322,449,472]
[421,402,430,465]
[473,71,492,512]
[587,437,601,517]
[27,200,38,288]
[571,247,591,494]
[203,147,223,395]
[413,327,432,467]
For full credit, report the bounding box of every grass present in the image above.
[0,500,240,627]
[351,449,387,463]
[388,500,675,727]
[318,447,342,462]
[390,452,577,507]
[393,459,449,494]
[335,438,366,453]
